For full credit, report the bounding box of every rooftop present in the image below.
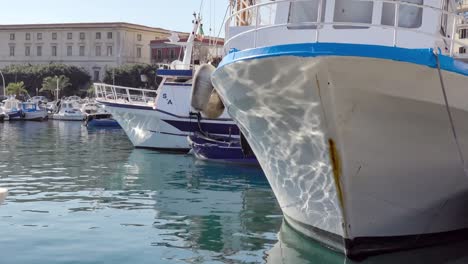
[0,22,183,34]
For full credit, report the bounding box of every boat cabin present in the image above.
[226,0,460,54]
[21,102,41,112]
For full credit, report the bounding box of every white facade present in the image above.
[0,23,172,81]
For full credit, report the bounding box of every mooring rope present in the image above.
[434,49,468,176]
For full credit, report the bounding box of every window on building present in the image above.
[96,32,101,39]
[460,47,466,54]
[107,46,113,56]
[137,34,142,41]
[137,47,142,58]
[460,29,467,39]
[94,71,100,81]
[10,33,15,40]
[67,32,73,40]
[157,49,162,60]
[37,33,42,40]
[107,32,113,39]
[26,33,30,41]
[79,45,85,56]
[25,46,30,56]
[170,49,175,59]
[9,46,14,56]
[52,32,57,40]
[37,46,42,56]
[95,46,101,56]
[52,46,57,56]
[80,32,85,40]
[67,45,72,56]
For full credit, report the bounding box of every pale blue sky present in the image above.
[0,0,228,36]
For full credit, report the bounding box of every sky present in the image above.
[0,0,228,36]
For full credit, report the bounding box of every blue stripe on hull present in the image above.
[98,101,233,121]
[218,43,468,77]
[162,119,239,135]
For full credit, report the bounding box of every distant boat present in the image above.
[20,102,48,121]
[188,132,258,165]
[82,102,120,128]
[52,100,85,121]
[1,97,23,121]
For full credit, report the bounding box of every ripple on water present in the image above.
[0,122,286,264]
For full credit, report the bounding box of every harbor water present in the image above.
[1,121,468,264]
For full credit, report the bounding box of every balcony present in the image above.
[459,0,468,13]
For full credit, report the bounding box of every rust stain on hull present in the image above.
[329,138,345,208]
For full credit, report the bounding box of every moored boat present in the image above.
[95,13,237,152]
[52,100,86,121]
[207,0,468,259]
[20,102,48,121]
[1,97,23,121]
[188,132,258,165]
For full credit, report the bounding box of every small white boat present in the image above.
[0,188,8,205]
[20,102,48,121]
[52,100,86,121]
[1,97,23,120]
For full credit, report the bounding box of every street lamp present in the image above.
[0,70,5,96]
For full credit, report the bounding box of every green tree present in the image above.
[40,75,71,99]
[6,81,29,96]
[0,64,91,98]
[103,64,160,89]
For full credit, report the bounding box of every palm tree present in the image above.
[6,81,29,96]
[40,75,71,99]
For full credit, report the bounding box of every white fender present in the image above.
[191,64,216,111]
[204,90,225,119]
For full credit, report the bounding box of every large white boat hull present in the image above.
[101,102,238,151]
[103,103,192,151]
[212,45,468,257]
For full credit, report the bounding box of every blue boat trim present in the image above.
[98,100,233,121]
[157,69,193,77]
[217,42,468,77]
[162,119,240,135]
[164,82,192,87]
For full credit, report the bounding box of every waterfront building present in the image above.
[0,22,173,82]
[456,0,468,60]
[150,37,224,65]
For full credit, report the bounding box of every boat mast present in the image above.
[182,13,202,70]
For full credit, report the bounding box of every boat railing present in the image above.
[94,83,158,106]
[225,0,466,57]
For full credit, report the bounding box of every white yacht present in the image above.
[52,100,86,121]
[204,0,468,259]
[95,14,237,151]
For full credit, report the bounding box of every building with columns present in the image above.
[0,22,174,81]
